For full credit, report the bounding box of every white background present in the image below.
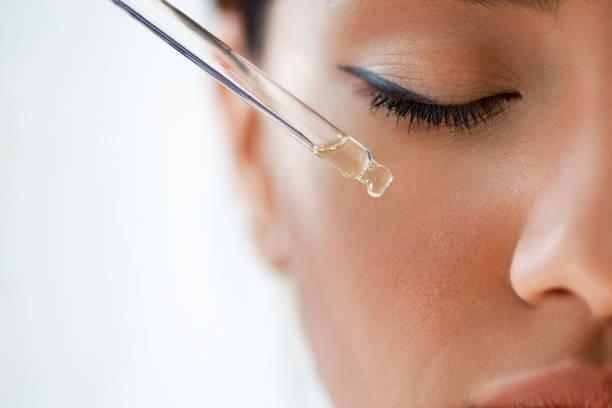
[0,1,330,406]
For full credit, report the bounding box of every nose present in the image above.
[509,100,612,323]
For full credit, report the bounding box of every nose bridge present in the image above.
[510,75,612,321]
[551,137,612,303]
[563,29,612,269]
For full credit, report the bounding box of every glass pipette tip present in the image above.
[111,0,393,198]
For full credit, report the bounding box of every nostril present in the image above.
[547,288,571,297]
[526,287,571,306]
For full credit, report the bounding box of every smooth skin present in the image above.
[218,0,612,406]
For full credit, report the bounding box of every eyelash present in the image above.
[367,89,520,132]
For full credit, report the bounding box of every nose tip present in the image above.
[509,153,612,322]
[511,206,612,322]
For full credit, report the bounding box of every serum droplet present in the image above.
[313,136,393,198]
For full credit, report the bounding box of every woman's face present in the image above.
[222,0,612,406]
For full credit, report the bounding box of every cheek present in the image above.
[269,117,530,403]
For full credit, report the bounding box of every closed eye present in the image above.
[339,65,521,132]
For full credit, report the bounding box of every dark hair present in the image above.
[217,0,270,56]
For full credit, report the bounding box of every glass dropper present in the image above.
[111,0,393,198]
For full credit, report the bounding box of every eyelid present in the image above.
[339,65,439,104]
[339,64,520,107]
[339,64,521,132]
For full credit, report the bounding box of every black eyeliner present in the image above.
[338,64,520,132]
[338,65,437,104]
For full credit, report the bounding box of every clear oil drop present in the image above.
[313,136,393,198]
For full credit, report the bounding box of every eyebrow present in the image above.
[454,0,562,15]
[330,0,562,15]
